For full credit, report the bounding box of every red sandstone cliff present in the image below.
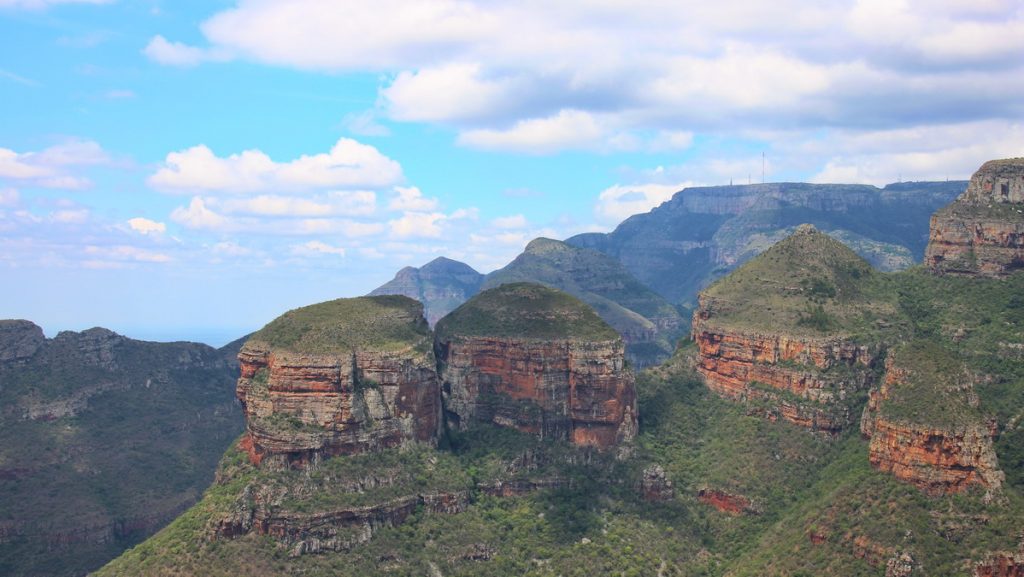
[860,355,1003,495]
[437,336,637,449]
[692,308,878,433]
[926,158,1024,276]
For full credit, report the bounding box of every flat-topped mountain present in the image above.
[569,180,965,305]
[0,321,243,576]
[436,283,637,448]
[482,238,683,367]
[369,257,484,326]
[926,158,1024,276]
[236,296,441,467]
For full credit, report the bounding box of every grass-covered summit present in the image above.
[435,282,619,342]
[700,223,896,336]
[246,295,432,355]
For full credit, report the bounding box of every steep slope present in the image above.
[236,296,440,467]
[435,283,637,448]
[0,321,243,577]
[692,224,893,433]
[369,256,484,326]
[483,237,684,366]
[926,158,1024,276]
[568,180,964,305]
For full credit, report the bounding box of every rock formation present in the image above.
[0,319,45,363]
[236,296,441,467]
[691,225,887,432]
[369,256,484,326]
[860,343,1003,495]
[926,158,1024,276]
[435,283,637,449]
[974,553,1024,577]
[697,488,756,515]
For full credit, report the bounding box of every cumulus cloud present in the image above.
[84,245,172,264]
[388,211,446,238]
[387,186,439,212]
[148,0,1024,154]
[214,191,377,217]
[149,137,402,193]
[143,35,229,67]
[170,197,228,230]
[127,217,166,235]
[594,183,687,223]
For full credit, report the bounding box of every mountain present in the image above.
[0,321,244,576]
[567,180,965,305]
[100,159,1024,577]
[482,237,684,366]
[368,256,484,326]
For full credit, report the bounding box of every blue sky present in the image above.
[1,0,1022,345]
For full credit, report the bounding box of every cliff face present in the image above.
[975,553,1024,577]
[568,180,964,304]
[435,283,638,449]
[926,158,1024,276]
[0,320,243,576]
[235,296,440,467]
[437,336,637,448]
[693,320,877,433]
[369,257,484,326]
[860,350,1004,495]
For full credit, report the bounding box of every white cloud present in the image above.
[170,197,228,230]
[127,217,166,235]
[49,208,89,224]
[389,211,446,238]
[458,109,609,153]
[143,35,227,67]
[341,110,390,137]
[491,214,527,229]
[292,240,346,257]
[384,63,515,122]
[214,191,376,217]
[388,186,440,212]
[594,183,687,223]
[149,138,403,193]
[211,241,253,256]
[0,140,108,189]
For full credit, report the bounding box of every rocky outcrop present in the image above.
[697,488,756,515]
[0,319,45,363]
[438,336,637,448]
[974,553,1024,577]
[692,312,878,433]
[640,465,674,502]
[435,283,637,449]
[926,158,1024,276]
[861,354,1004,495]
[236,296,441,467]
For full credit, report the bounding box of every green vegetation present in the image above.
[248,295,432,355]
[435,283,619,342]
[0,329,243,577]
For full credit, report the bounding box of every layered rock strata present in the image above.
[860,354,1003,495]
[693,307,878,433]
[697,488,756,515]
[974,553,1024,577]
[236,296,441,467]
[926,158,1024,276]
[436,283,637,449]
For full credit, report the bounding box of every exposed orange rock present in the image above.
[926,158,1024,276]
[697,488,755,515]
[974,553,1024,577]
[236,344,440,467]
[861,357,1003,495]
[437,336,637,449]
[692,312,877,433]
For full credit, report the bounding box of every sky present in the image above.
[0,0,1022,345]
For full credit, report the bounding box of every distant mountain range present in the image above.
[368,257,484,326]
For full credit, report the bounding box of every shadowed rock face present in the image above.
[236,296,441,467]
[369,257,484,326]
[860,352,1004,496]
[926,158,1024,276]
[435,283,638,449]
